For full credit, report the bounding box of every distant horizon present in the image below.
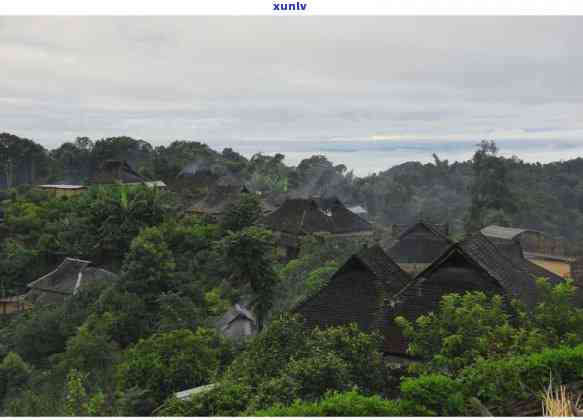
[5,130,583,176]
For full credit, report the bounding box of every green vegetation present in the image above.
[396,280,583,373]
[251,390,431,416]
[158,317,386,416]
[1,133,583,416]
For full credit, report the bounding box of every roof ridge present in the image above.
[398,220,451,242]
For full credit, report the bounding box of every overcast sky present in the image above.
[1,16,582,166]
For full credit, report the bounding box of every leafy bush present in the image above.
[224,315,308,386]
[195,317,387,415]
[116,328,220,404]
[399,343,583,415]
[158,381,253,416]
[309,323,385,393]
[459,343,583,405]
[0,352,31,403]
[280,351,352,401]
[395,282,583,373]
[400,374,465,416]
[251,390,431,416]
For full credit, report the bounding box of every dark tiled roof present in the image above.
[295,245,412,338]
[89,160,145,185]
[190,184,249,215]
[456,234,547,309]
[387,221,452,264]
[260,196,372,235]
[383,233,568,355]
[494,240,564,285]
[393,222,449,238]
[356,245,412,296]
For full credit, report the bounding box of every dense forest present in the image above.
[1,131,583,415]
[3,131,583,248]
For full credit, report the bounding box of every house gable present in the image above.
[388,221,452,265]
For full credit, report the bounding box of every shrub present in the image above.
[309,323,385,393]
[459,343,583,405]
[400,373,465,416]
[399,343,583,416]
[395,291,543,373]
[116,328,219,404]
[158,381,252,416]
[0,352,31,402]
[251,390,431,416]
[282,351,352,401]
[224,315,308,386]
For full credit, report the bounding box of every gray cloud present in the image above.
[0,16,582,157]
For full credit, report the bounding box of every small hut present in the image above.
[27,258,118,305]
[169,161,224,196]
[89,160,166,190]
[215,303,257,341]
[295,245,411,334]
[89,160,145,185]
[260,196,373,259]
[190,184,251,221]
[387,221,452,275]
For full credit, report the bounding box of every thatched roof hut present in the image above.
[383,233,568,356]
[27,258,118,305]
[190,184,251,218]
[89,160,145,185]
[295,245,411,334]
[259,196,373,259]
[261,196,372,236]
[215,303,257,341]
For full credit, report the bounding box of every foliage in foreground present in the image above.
[398,343,583,416]
[395,280,583,373]
[250,390,431,417]
[158,316,386,416]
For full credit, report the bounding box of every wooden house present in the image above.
[481,225,573,277]
[89,160,166,190]
[27,257,118,305]
[383,233,566,356]
[260,196,374,259]
[168,162,223,197]
[387,221,452,275]
[214,303,257,341]
[190,183,251,221]
[295,245,411,334]
[90,160,145,185]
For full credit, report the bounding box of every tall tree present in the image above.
[466,140,516,232]
[220,227,278,328]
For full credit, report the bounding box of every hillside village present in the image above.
[1,132,583,415]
